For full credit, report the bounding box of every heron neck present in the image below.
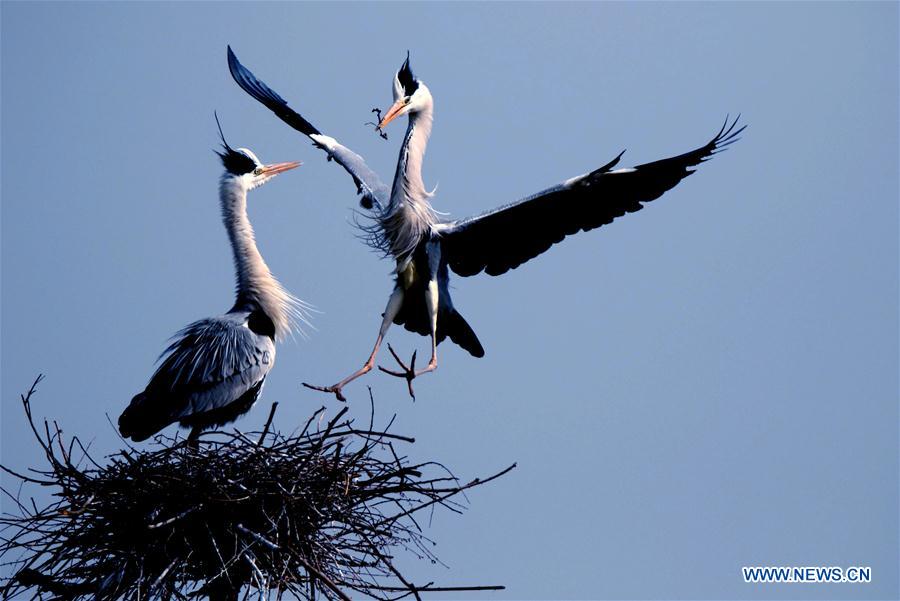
[391,106,433,209]
[382,107,437,263]
[219,177,290,338]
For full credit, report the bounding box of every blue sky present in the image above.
[2,2,897,599]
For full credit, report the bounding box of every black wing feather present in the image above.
[439,117,745,277]
[227,46,390,209]
[227,46,321,137]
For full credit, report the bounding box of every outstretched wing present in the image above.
[227,46,390,210]
[438,117,745,277]
[119,313,275,440]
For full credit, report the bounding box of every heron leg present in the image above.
[422,278,439,372]
[378,279,439,399]
[303,288,405,402]
[185,426,202,451]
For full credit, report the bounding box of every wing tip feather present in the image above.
[227,45,288,108]
[711,114,746,150]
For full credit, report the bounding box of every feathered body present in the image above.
[390,241,485,358]
[120,314,275,442]
[226,47,743,399]
[360,90,438,268]
[119,143,303,441]
[362,85,484,358]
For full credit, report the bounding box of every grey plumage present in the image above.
[119,313,274,441]
[119,139,302,441]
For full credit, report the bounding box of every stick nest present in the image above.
[1,376,514,600]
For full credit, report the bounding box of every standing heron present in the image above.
[118,122,304,442]
[227,47,744,401]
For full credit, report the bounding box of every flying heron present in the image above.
[118,121,305,442]
[227,47,744,401]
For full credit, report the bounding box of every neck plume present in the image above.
[392,106,433,205]
[219,176,305,339]
[380,105,438,263]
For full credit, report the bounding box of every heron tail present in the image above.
[118,392,172,442]
[442,309,485,358]
[393,292,485,358]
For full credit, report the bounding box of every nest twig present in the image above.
[0,376,515,600]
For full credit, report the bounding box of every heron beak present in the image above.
[260,161,302,176]
[378,100,407,129]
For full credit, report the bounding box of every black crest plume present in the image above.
[214,111,256,175]
[398,51,418,94]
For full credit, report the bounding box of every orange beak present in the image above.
[260,161,301,176]
[378,100,408,129]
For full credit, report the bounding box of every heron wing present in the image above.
[148,313,275,419]
[437,117,745,277]
[227,46,390,210]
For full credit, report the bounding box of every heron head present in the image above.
[217,146,300,190]
[214,114,300,190]
[379,52,431,129]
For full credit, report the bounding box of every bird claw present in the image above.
[302,382,347,403]
[377,344,418,400]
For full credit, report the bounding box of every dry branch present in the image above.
[1,376,514,600]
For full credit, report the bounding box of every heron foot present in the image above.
[302,382,348,403]
[377,344,437,400]
[303,360,378,404]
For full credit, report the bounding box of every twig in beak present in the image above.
[365,108,389,140]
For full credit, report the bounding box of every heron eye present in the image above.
[253,167,263,176]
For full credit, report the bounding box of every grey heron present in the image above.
[227,47,744,401]
[118,122,304,442]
